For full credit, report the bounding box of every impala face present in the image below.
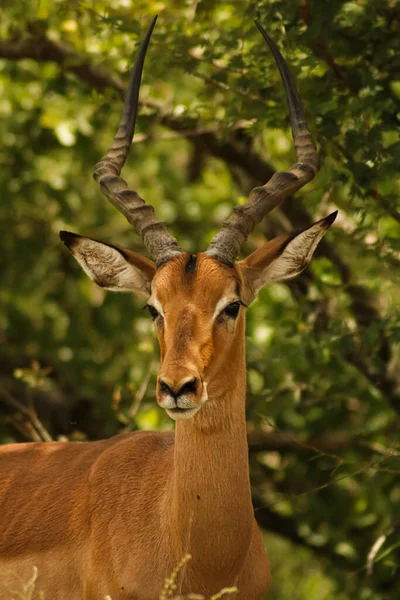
[149,253,244,420]
[62,213,334,422]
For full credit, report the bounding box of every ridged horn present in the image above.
[93,15,181,267]
[206,20,320,266]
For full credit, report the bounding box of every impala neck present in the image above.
[167,316,253,588]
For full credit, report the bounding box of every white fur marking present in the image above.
[212,296,238,321]
[149,297,165,318]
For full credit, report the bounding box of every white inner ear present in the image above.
[255,222,328,290]
[72,238,151,295]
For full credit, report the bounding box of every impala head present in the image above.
[60,16,336,421]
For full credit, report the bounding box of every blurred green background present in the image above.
[1,0,400,598]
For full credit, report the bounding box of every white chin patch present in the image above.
[166,406,201,421]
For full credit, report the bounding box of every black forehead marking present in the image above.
[185,254,197,274]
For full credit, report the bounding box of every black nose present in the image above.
[159,378,198,399]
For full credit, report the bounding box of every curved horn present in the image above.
[93,15,181,266]
[206,20,320,266]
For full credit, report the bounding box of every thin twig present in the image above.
[128,363,154,420]
[191,71,264,103]
[0,390,53,442]
[132,120,256,144]
[366,531,391,576]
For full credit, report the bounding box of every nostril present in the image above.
[159,377,198,399]
[160,380,175,397]
[177,378,197,397]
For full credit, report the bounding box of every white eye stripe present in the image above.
[150,296,238,320]
[149,297,165,318]
[212,297,238,320]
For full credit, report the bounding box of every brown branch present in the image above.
[253,491,400,593]
[333,141,400,226]
[300,0,350,88]
[191,70,264,103]
[0,36,125,96]
[247,430,385,457]
[253,497,357,572]
[253,459,399,587]
[369,188,400,225]
[188,48,244,75]
[0,389,53,442]
[128,363,154,420]
[131,119,256,144]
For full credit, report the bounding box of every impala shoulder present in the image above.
[91,430,175,479]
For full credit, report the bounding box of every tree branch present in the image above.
[247,430,381,457]
[0,388,53,442]
[300,0,350,89]
[253,498,357,572]
[0,35,126,96]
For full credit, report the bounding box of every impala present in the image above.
[0,16,336,600]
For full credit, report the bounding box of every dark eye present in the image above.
[223,301,241,319]
[146,305,159,320]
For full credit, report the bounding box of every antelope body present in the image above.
[0,16,336,600]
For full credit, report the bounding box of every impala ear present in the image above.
[237,212,337,304]
[60,231,156,296]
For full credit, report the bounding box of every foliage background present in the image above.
[1,0,400,598]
